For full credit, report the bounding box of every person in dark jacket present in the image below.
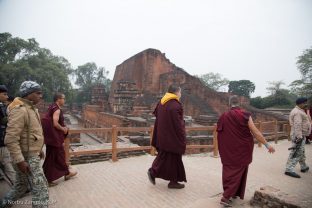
[305,102,312,144]
[147,84,186,189]
[0,85,16,186]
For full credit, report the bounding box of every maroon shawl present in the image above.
[41,103,66,147]
[217,107,254,166]
[151,100,186,155]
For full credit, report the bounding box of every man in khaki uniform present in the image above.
[0,81,49,208]
[285,97,311,178]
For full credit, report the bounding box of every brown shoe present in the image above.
[48,182,58,187]
[65,171,78,181]
[168,182,185,189]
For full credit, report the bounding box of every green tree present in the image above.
[228,80,255,98]
[74,62,111,103]
[266,81,285,95]
[297,47,312,82]
[270,89,294,107]
[290,47,312,98]
[250,96,265,108]
[251,80,296,109]
[196,72,229,91]
[0,33,73,102]
[0,32,39,64]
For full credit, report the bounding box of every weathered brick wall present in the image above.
[83,106,125,128]
[106,48,287,126]
[160,70,230,117]
[96,113,125,127]
[245,105,288,122]
[109,49,177,107]
[108,48,253,119]
[159,70,250,117]
[83,104,152,131]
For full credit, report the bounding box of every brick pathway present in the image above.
[1,140,311,208]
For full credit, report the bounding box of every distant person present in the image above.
[1,81,49,208]
[0,85,16,187]
[217,95,275,207]
[285,97,311,178]
[147,84,186,189]
[7,96,14,102]
[305,102,312,144]
[42,93,77,187]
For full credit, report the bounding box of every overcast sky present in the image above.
[1,0,311,97]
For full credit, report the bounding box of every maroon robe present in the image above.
[306,107,312,141]
[42,103,66,147]
[217,107,254,199]
[42,103,69,183]
[149,100,187,182]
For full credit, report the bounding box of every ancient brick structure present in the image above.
[91,84,109,109]
[108,48,255,125]
[84,48,287,130]
[71,48,290,159]
[112,80,139,115]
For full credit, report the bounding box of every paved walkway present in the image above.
[1,140,312,208]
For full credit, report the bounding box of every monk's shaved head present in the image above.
[229,95,240,107]
[167,84,181,94]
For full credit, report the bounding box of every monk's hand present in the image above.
[17,161,30,173]
[63,127,69,135]
[267,145,275,153]
[39,150,45,160]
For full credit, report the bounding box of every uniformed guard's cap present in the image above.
[296,97,308,105]
[19,81,41,98]
[0,85,8,93]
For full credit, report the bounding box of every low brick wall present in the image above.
[128,135,213,154]
[70,151,146,165]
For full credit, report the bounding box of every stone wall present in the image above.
[250,186,301,208]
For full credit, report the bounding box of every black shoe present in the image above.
[301,167,309,173]
[168,182,185,189]
[147,170,155,185]
[306,139,311,144]
[285,171,301,178]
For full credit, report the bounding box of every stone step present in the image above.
[250,186,301,208]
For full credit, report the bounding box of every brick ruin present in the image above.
[91,84,109,109]
[105,48,283,123]
[107,48,236,122]
[78,48,288,154]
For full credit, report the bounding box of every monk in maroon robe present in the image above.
[306,106,312,143]
[148,84,186,189]
[42,93,77,186]
[217,96,275,207]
